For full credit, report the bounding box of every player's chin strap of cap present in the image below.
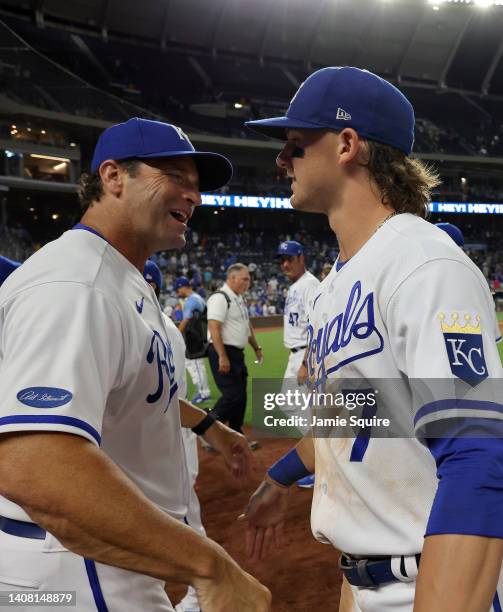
[339,552,421,588]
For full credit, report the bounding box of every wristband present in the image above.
[267,448,311,487]
[191,412,216,436]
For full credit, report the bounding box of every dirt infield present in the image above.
[167,429,342,611]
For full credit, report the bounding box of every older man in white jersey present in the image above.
[241,68,503,612]
[277,240,319,487]
[278,240,319,382]
[0,118,271,612]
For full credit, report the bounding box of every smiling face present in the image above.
[276,128,342,214]
[120,156,201,252]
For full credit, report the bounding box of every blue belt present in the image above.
[0,516,46,539]
[339,553,421,587]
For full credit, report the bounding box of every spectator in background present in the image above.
[319,263,333,281]
[207,263,263,445]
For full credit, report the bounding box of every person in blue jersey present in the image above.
[176,276,211,403]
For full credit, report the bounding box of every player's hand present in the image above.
[296,363,308,385]
[218,355,231,374]
[254,347,264,365]
[202,421,253,481]
[237,476,290,561]
[194,554,271,612]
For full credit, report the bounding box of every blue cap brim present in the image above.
[136,151,233,192]
[245,116,324,140]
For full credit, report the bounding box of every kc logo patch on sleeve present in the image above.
[438,312,488,385]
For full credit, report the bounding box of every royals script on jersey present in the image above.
[307,214,503,555]
[0,228,190,523]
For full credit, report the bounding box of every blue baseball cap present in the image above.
[143,259,163,290]
[91,118,233,191]
[277,241,304,257]
[0,255,20,286]
[246,66,415,155]
[175,276,190,290]
[435,222,464,247]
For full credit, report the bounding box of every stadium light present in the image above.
[30,154,70,162]
[430,0,503,5]
[234,102,243,109]
[51,214,59,220]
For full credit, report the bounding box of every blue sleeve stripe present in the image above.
[0,415,101,445]
[496,336,502,343]
[414,399,503,426]
[494,593,502,612]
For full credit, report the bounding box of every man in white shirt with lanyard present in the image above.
[207,264,263,438]
[0,118,271,612]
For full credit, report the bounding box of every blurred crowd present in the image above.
[151,228,337,318]
[3,222,503,315]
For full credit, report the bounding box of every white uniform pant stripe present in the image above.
[186,358,210,397]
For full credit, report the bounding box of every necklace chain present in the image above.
[375,211,400,233]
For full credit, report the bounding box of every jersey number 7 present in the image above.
[350,400,378,462]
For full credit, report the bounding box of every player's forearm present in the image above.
[0,432,228,585]
[248,325,260,351]
[208,320,227,357]
[179,398,208,428]
[295,432,315,473]
[178,318,188,333]
[414,534,503,612]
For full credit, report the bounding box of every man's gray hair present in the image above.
[226,263,248,278]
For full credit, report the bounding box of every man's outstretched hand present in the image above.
[238,476,290,561]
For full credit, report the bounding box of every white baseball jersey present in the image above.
[308,214,503,559]
[283,271,319,349]
[163,313,187,400]
[0,228,190,523]
[207,283,249,349]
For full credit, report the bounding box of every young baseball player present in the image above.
[240,67,503,612]
[277,240,319,487]
[0,118,271,612]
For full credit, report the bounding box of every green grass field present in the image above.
[186,329,286,424]
[188,325,503,424]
